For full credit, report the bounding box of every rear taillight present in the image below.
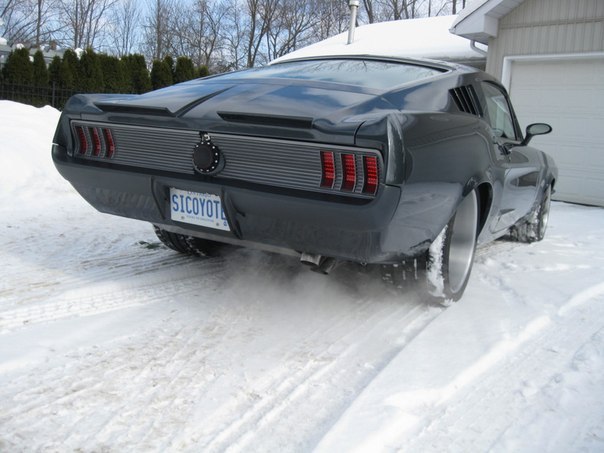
[73,124,116,159]
[341,154,356,192]
[75,126,88,155]
[363,156,379,195]
[103,128,115,158]
[90,127,101,156]
[320,151,336,189]
[319,150,380,196]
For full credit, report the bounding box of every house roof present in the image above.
[450,0,526,44]
[272,15,486,65]
[0,44,65,67]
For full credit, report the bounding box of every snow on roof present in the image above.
[272,15,486,65]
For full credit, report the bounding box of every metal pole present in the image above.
[347,0,360,45]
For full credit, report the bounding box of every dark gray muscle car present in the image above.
[52,56,557,301]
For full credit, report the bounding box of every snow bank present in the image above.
[0,101,65,198]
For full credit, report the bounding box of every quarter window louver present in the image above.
[450,85,482,117]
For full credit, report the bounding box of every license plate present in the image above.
[170,188,230,231]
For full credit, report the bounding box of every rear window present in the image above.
[217,59,445,90]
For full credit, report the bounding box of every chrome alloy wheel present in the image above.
[447,190,479,294]
[538,186,552,240]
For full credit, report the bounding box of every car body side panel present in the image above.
[388,112,495,254]
[492,145,541,232]
[470,78,557,236]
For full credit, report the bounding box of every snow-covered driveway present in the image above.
[1,101,603,451]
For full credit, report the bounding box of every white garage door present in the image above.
[509,57,604,206]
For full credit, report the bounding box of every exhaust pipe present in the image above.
[300,253,338,275]
[347,0,360,45]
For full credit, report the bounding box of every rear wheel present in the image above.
[508,185,551,243]
[153,226,223,257]
[425,189,479,302]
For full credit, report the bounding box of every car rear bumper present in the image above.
[53,147,414,263]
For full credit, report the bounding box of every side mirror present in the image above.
[521,123,552,146]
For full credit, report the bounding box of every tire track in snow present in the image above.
[396,296,604,452]
[0,320,232,451]
[0,254,446,452]
[88,325,223,449]
[185,299,444,452]
[0,252,298,447]
[0,243,198,308]
[0,256,227,333]
[3,212,579,451]
[475,239,523,259]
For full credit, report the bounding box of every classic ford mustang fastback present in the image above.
[52,56,556,301]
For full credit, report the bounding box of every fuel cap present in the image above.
[193,133,221,174]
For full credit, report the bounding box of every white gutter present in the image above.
[470,40,488,56]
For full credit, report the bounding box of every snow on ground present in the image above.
[0,100,603,451]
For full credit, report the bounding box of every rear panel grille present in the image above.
[70,121,383,198]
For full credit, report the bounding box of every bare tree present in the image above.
[0,0,21,37]
[1,0,59,46]
[109,0,139,56]
[0,0,16,17]
[451,0,466,14]
[221,0,247,70]
[265,0,317,60]
[170,0,227,68]
[35,0,42,44]
[378,0,421,20]
[363,0,376,23]
[142,0,175,61]
[244,0,279,67]
[3,0,463,72]
[218,0,280,69]
[312,0,349,41]
[57,0,117,49]
[358,0,455,23]
[1,0,36,43]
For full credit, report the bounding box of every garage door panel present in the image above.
[511,59,604,87]
[513,95,601,120]
[510,57,604,206]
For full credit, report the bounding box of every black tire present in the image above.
[508,185,551,243]
[153,226,223,257]
[425,189,479,302]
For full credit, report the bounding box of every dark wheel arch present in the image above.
[507,184,552,243]
[475,182,493,237]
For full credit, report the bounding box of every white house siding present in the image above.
[483,0,604,206]
[486,0,604,77]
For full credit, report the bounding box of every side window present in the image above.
[480,82,518,140]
